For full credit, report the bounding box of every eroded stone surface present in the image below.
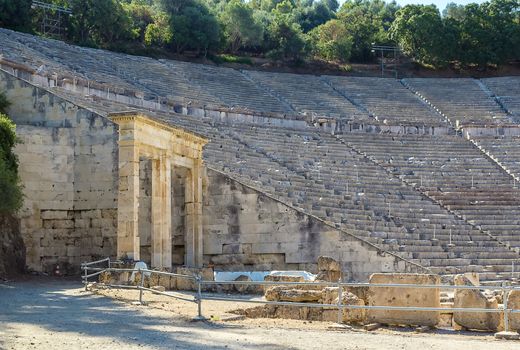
[453,275,503,332]
[367,273,441,327]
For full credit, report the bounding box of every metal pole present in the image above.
[381,49,384,78]
[503,283,509,332]
[139,268,144,304]
[83,264,88,291]
[197,276,203,318]
[337,279,343,324]
[193,275,205,321]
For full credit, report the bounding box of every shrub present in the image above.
[0,108,23,213]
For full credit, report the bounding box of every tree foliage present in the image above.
[390,5,447,66]
[1,0,519,67]
[0,93,23,213]
[310,19,352,62]
[0,0,32,31]
[220,0,264,53]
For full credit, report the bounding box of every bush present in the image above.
[0,111,23,213]
[310,19,352,62]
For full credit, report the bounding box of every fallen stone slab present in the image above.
[367,273,441,327]
[507,290,520,332]
[453,275,503,332]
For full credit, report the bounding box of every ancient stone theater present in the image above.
[2,28,520,282]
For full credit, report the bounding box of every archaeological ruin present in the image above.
[2,27,520,284]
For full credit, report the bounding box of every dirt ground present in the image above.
[1,277,519,350]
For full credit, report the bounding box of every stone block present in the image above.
[316,270,341,282]
[508,290,520,332]
[40,210,69,220]
[367,273,440,327]
[233,275,263,294]
[337,292,366,324]
[175,267,214,291]
[265,286,322,302]
[318,256,341,272]
[453,275,503,331]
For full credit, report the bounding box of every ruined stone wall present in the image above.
[1,70,118,273]
[202,170,425,281]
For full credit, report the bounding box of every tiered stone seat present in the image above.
[323,76,444,127]
[405,78,512,126]
[160,60,290,113]
[244,70,367,120]
[473,136,520,178]
[52,89,520,278]
[482,77,520,119]
[228,126,519,274]
[338,133,520,252]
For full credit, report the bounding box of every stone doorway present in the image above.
[109,112,207,269]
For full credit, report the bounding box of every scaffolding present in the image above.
[371,44,401,79]
[31,1,72,38]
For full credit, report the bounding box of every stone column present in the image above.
[193,159,203,268]
[185,167,195,267]
[151,155,172,269]
[185,160,203,268]
[117,137,140,261]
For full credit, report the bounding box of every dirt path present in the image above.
[0,277,519,350]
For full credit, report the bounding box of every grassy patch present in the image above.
[210,54,253,65]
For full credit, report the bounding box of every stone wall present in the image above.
[1,70,118,273]
[202,169,426,281]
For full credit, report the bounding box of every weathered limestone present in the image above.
[367,273,441,327]
[323,292,366,324]
[316,256,341,282]
[109,112,207,268]
[508,290,520,332]
[453,275,503,332]
[265,286,322,302]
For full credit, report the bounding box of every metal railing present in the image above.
[81,258,520,332]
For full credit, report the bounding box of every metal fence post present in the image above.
[83,263,88,292]
[503,283,509,332]
[197,275,204,320]
[337,279,343,324]
[139,268,144,305]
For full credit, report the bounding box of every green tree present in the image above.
[123,0,156,42]
[144,11,173,47]
[267,0,309,61]
[296,1,335,33]
[69,0,134,46]
[0,0,32,31]
[158,0,221,55]
[0,96,23,213]
[310,19,352,62]
[442,2,466,20]
[220,0,264,53]
[390,4,447,66]
[338,0,399,62]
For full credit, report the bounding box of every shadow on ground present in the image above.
[0,277,295,349]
